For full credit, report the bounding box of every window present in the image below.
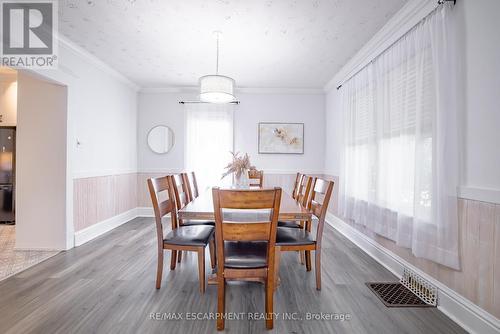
[185,103,234,191]
[339,4,460,269]
[344,45,434,222]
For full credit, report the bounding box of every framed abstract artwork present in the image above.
[258,122,304,154]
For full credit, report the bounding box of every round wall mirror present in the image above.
[147,125,174,154]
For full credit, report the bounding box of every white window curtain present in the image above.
[185,103,234,191]
[339,4,460,269]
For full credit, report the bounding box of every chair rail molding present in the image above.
[326,213,500,334]
[458,186,500,205]
[73,169,138,179]
[140,86,324,95]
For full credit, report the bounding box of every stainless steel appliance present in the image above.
[0,127,15,223]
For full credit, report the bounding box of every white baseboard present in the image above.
[326,213,500,334]
[136,207,154,217]
[14,247,62,252]
[74,207,155,247]
[74,208,138,246]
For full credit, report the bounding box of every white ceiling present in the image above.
[59,0,408,89]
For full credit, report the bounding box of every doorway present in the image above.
[0,67,67,280]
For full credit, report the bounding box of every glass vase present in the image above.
[232,169,248,188]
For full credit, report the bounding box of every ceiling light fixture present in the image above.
[198,31,236,104]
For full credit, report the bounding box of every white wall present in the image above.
[324,0,500,201]
[324,87,342,176]
[138,90,325,174]
[25,38,139,249]
[137,92,187,173]
[16,72,67,250]
[0,72,17,126]
[235,93,325,173]
[460,0,500,192]
[35,40,138,179]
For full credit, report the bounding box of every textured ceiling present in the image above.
[59,0,408,88]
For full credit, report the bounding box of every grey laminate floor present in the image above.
[0,217,466,334]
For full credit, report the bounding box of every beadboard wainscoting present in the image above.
[73,173,137,245]
[77,171,314,244]
[324,174,500,326]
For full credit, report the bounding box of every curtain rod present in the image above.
[178,101,240,104]
[336,0,455,90]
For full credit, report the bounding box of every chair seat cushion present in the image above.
[277,221,302,228]
[224,241,267,269]
[163,225,214,247]
[180,219,215,226]
[276,227,315,246]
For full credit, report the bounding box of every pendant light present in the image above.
[199,31,236,104]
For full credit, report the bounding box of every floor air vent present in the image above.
[400,267,437,306]
[366,282,432,307]
[367,267,438,307]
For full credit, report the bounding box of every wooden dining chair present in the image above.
[172,173,215,263]
[212,187,282,330]
[248,169,264,187]
[278,175,312,229]
[185,171,199,200]
[171,173,214,226]
[276,177,334,290]
[291,172,303,200]
[147,175,215,293]
[278,175,312,265]
[172,173,191,209]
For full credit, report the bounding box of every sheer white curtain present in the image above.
[185,103,234,191]
[339,4,460,269]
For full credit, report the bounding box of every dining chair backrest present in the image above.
[212,187,282,266]
[185,171,199,199]
[297,175,313,207]
[171,173,191,210]
[308,177,334,245]
[248,169,264,187]
[147,176,178,242]
[292,173,303,200]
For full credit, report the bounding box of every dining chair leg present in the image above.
[177,250,183,263]
[315,248,322,290]
[305,250,312,272]
[299,221,306,266]
[208,238,216,270]
[265,275,274,329]
[299,251,305,265]
[197,248,206,294]
[156,249,164,289]
[170,250,177,270]
[217,277,225,330]
[274,246,281,291]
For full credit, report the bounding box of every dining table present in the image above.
[178,187,312,222]
[178,186,312,286]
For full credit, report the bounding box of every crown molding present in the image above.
[140,86,198,94]
[237,87,324,95]
[58,35,140,91]
[140,86,324,95]
[324,0,438,92]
